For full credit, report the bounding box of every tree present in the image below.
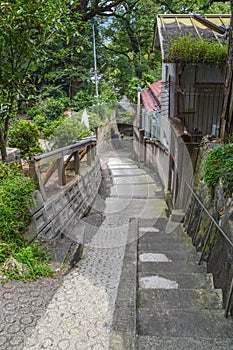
[0,0,81,161]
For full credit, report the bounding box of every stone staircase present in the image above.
[137,217,233,350]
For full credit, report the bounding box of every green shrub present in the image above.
[33,114,63,138]
[58,97,71,109]
[204,144,233,196]
[0,163,35,241]
[8,119,43,158]
[72,90,94,111]
[0,163,53,281]
[0,240,53,282]
[166,35,227,67]
[28,97,65,121]
[50,117,91,148]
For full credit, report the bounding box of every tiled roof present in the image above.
[141,80,162,113]
[154,14,231,59]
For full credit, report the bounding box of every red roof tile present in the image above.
[141,80,162,112]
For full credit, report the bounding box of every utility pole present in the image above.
[92,23,99,99]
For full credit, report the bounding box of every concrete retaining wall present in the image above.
[28,158,102,241]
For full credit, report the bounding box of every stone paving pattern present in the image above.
[0,147,233,350]
[0,278,62,349]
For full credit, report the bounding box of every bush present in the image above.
[8,119,43,158]
[28,97,66,121]
[72,90,94,111]
[33,114,63,138]
[0,163,53,281]
[204,143,233,196]
[50,116,91,148]
[0,163,35,241]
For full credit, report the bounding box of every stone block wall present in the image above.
[184,137,233,316]
[29,158,102,240]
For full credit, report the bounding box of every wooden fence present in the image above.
[28,136,96,201]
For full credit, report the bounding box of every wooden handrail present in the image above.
[33,136,96,166]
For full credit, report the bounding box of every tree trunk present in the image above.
[220,0,233,138]
[0,129,7,161]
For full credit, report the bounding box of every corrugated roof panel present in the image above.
[192,20,207,30]
[221,17,231,26]
[178,18,193,27]
[162,17,177,25]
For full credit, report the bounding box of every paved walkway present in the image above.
[0,147,232,350]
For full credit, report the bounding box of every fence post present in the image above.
[91,144,95,161]
[57,157,66,186]
[87,145,92,165]
[28,158,38,183]
[35,165,47,201]
[74,151,80,174]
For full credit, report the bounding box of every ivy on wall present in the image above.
[204,143,233,197]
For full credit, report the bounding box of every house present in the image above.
[136,14,231,210]
[154,14,230,138]
[141,80,162,140]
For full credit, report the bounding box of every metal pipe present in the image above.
[185,183,233,249]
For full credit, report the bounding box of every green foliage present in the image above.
[37,86,70,100]
[0,0,79,160]
[8,119,42,158]
[72,90,95,111]
[116,109,135,125]
[0,163,35,241]
[33,114,63,139]
[0,241,53,282]
[0,163,53,281]
[87,112,103,132]
[28,96,68,139]
[204,144,233,197]
[28,97,66,121]
[72,81,118,112]
[70,110,103,133]
[128,74,157,103]
[166,35,228,67]
[50,116,91,148]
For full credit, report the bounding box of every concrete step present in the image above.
[138,272,215,289]
[138,251,202,267]
[138,260,206,274]
[137,309,233,338]
[137,336,233,350]
[138,288,223,310]
[170,209,185,222]
[138,242,196,252]
[138,234,192,248]
[138,218,185,232]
